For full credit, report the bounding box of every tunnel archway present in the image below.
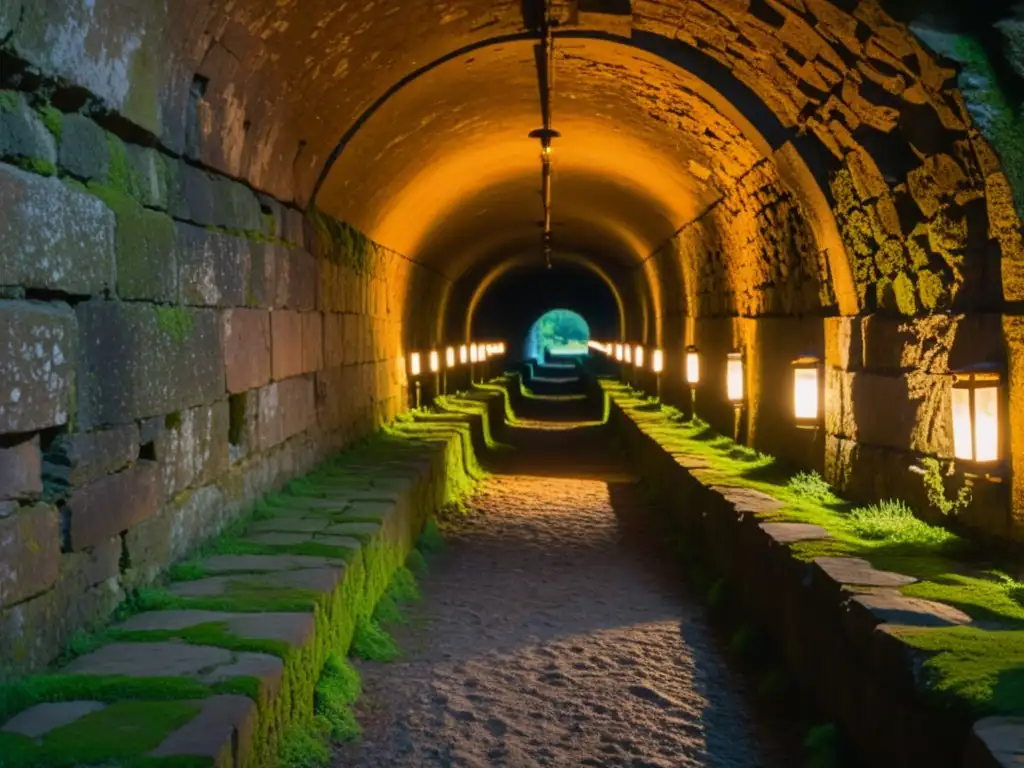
[524,308,590,362]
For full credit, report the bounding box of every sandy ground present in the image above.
[333,415,798,768]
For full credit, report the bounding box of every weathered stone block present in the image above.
[282,207,306,247]
[271,311,304,381]
[222,309,271,394]
[323,314,345,368]
[248,241,282,308]
[75,301,224,428]
[0,91,57,166]
[289,249,319,311]
[158,401,229,498]
[301,312,323,373]
[0,301,76,433]
[66,462,159,551]
[257,376,315,451]
[100,190,176,302]
[169,161,261,233]
[126,145,169,210]
[824,316,861,371]
[176,224,251,307]
[0,436,42,501]
[43,425,139,492]
[58,115,109,182]
[0,164,114,294]
[861,314,1003,374]
[0,503,60,609]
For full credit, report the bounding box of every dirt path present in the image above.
[333,415,798,767]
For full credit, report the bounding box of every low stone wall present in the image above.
[604,384,1014,768]
[0,387,505,768]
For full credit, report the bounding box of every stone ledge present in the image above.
[603,384,1005,768]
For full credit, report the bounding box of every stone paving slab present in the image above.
[759,522,831,544]
[150,694,256,767]
[712,485,786,515]
[814,556,918,588]
[167,567,344,599]
[970,717,1024,768]
[201,554,345,573]
[1,701,106,738]
[117,610,317,648]
[246,517,331,534]
[848,590,972,629]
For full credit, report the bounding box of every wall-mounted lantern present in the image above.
[634,345,644,369]
[470,344,479,363]
[624,344,632,364]
[410,352,422,409]
[653,348,664,400]
[446,347,456,368]
[727,351,744,404]
[792,355,822,428]
[950,365,1002,466]
[429,350,439,373]
[615,343,624,362]
[459,345,468,365]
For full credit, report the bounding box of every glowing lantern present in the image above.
[792,355,821,425]
[429,350,439,373]
[470,344,479,363]
[727,351,744,404]
[685,345,700,385]
[615,344,624,361]
[409,352,421,377]
[624,345,632,364]
[459,345,468,364]
[652,349,664,374]
[951,366,1001,464]
[634,346,644,368]
[446,347,456,368]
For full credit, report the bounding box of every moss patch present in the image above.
[152,306,194,344]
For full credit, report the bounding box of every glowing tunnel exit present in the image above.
[525,309,590,362]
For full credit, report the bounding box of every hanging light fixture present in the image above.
[792,355,822,427]
[950,364,1002,465]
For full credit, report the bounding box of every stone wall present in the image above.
[0,89,426,676]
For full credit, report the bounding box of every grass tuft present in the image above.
[314,655,362,742]
[787,471,838,504]
[847,500,955,546]
[406,548,428,575]
[416,520,444,554]
[386,566,421,604]
[350,616,399,662]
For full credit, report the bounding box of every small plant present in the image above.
[920,457,973,517]
[848,499,956,546]
[787,471,839,504]
[415,520,444,554]
[350,616,399,662]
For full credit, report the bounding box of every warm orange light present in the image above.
[952,369,1001,463]
[615,344,623,361]
[470,344,479,363]
[727,352,744,403]
[624,345,632,364]
[459,345,468,364]
[793,356,820,422]
[634,346,644,368]
[652,349,664,374]
[429,350,439,373]
[446,347,456,368]
[685,346,700,385]
[410,352,421,377]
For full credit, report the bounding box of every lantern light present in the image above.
[951,365,1001,464]
[634,345,644,368]
[459,345,468,364]
[446,347,456,368]
[409,352,421,377]
[792,355,821,425]
[615,344,624,362]
[652,349,664,374]
[685,345,700,385]
[429,350,439,373]
[470,344,479,363]
[624,345,632,364]
[727,351,744,403]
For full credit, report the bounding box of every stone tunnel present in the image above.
[4,0,1024,765]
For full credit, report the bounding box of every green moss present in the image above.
[406,548,428,575]
[891,271,918,315]
[848,499,955,545]
[37,105,63,141]
[0,700,201,768]
[307,205,378,275]
[11,157,56,176]
[153,306,195,344]
[786,471,839,504]
[386,566,421,604]
[108,621,294,659]
[106,133,141,199]
[920,457,973,517]
[315,655,362,743]
[371,594,405,626]
[167,560,206,582]
[130,583,322,614]
[0,90,20,112]
[917,269,947,311]
[350,616,399,662]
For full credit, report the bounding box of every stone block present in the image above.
[271,311,304,381]
[281,207,306,247]
[0,503,60,609]
[57,115,108,182]
[150,694,257,766]
[176,224,251,307]
[43,424,139,492]
[103,191,176,302]
[66,462,159,551]
[301,312,323,373]
[289,250,319,311]
[824,316,861,371]
[221,309,271,394]
[126,145,169,210]
[1,702,107,738]
[0,435,42,501]
[158,401,229,498]
[323,314,345,368]
[861,314,1003,374]
[75,301,224,429]
[248,241,282,308]
[257,376,315,451]
[0,91,57,165]
[0,164,115,295]
[0,301,76,433]
[169,161,261,233]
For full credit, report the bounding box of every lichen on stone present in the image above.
[153,307,194,344]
